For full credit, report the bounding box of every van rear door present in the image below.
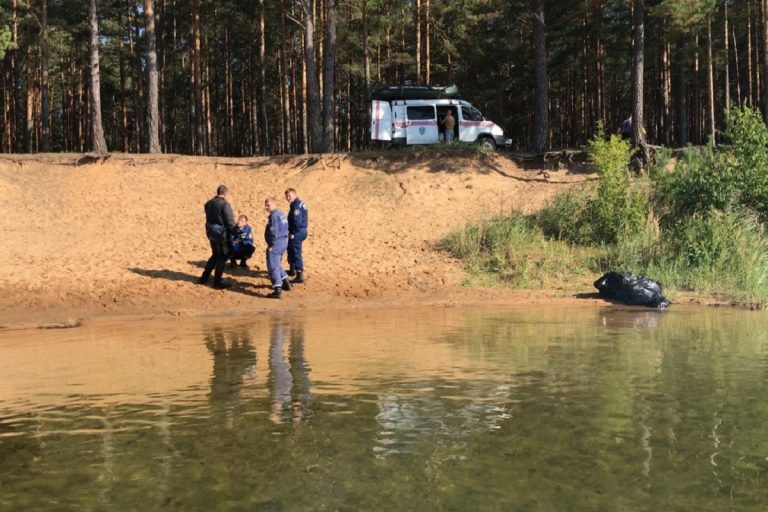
[371,100,393,141]
[405,105,439,145]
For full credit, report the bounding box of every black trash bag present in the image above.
[594,271,670,309]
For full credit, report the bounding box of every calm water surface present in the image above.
[1,306,768,511]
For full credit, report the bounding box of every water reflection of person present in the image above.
[205,328,256,429]
[288,323,312,422]
[268,321,313,424]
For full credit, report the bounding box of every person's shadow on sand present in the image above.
[187,260,269,279]
[128,267,275,298]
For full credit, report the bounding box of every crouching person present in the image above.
[264,197,292,299]
[230,215,255,268]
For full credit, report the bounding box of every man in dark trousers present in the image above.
[264,197,292,299]
[285,188,308,283]
[199,185,237,289]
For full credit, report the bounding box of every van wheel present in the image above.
[477,136,496,150]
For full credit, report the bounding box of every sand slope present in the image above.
[0,152,594,324]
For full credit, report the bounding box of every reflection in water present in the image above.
[288,323,313,422]
[268,321,312,424]
[205,328,256,429]
[2,308,768,511]
[599,308,665,329]
[375,383,514,458]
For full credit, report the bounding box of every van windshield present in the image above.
[461,106,483,122]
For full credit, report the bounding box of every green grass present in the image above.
[441,214,590,290]
[443,208,768,307]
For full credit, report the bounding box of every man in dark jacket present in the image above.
[199,185,237,289]
[285,188,308,283]
[264,197,292,299]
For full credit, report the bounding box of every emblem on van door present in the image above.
[419,127,425,135]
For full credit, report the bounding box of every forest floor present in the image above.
[0,149,631,329]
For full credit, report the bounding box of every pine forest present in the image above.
[0,0,765,156]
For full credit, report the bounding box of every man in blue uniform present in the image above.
[199,185,237,289]
[285,188,308,283]
[264,197,292,299]
[229,214,255,268]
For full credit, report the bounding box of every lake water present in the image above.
[1,306,768,511]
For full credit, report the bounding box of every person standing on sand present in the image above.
[199,185,237,289]
[264,197,292,299]
[285,188,308,283]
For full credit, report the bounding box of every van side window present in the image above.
[406,106,435,121]
[462,106,483,122]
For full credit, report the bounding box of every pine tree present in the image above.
[88,0,108,155]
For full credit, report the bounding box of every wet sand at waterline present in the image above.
[0,152,597,327]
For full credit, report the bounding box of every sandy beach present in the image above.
[0,151,603,328]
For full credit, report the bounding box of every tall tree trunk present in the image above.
[531,0,549,153]
[363,0,370,94]
[674,42,688,146]
[41,0,50,151]
[279,0,292,153]
[425,0,430,84]
[145,0,161,153]
[724,1,730,112]
[118,9,130,152]
[25,0,33,152]
[259,0,268,154]
[88,0,108,155]
[659,41,672,145]
[415,0,421,83]
[128,0,143,151]
[749,3,754,106]
[169,0,177,152]
[4,0,18,151]
[192,0,203,154]
[322,0,336,153]
[763,0,768,122]
[733,25,742,107]
[302,0,322,153]
[707,16,716,142]
[631,0,645,148]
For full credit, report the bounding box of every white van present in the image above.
[370,85,511,149]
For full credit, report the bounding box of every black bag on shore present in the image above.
[594,272,669,309]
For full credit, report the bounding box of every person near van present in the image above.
[619,115,632,140]
[285,188,308,283]
[199,185,237,289]
[264,197,292,299]
[441,110,456,142]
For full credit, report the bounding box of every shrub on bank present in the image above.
[444,108,768,306]
[653,108,768,224]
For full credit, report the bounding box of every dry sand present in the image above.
[0,151,602,328]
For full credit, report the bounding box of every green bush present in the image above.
[658,210,768,301]
[586,126,639,244]
[531,191,591,243]
[727,108,768,221]
[652,144,737,223]
[653,108,768,223]
[532,128,649,246]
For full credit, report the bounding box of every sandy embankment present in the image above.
[0,151,600,327]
